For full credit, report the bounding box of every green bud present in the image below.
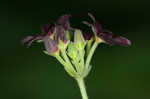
[67,42,80,62]
[74,29,86,50]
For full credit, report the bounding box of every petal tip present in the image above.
[88,13,96,22]
[114,36,131,47]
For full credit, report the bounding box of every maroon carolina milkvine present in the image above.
[22,13,131,99]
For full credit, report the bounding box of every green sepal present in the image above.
[43,50,59,57]
[65,30,71,40]
[59,39,70,51]
[86,38,94,55]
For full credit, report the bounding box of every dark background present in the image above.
[1,0,150,99]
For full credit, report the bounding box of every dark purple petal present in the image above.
[88,13,103,34]
[102,31,113,39]
[57,14,71,24]
[83,32,93,40]
[93,22,102,35]
[88,13,96,22]
[43,36,58,53]
[47,24,56,36]
[83,13,102,36]
[57,14,71,30]
[99,31,131,46]
[114,36,131,46]
[99,32,114,45]
[82,21,92,27]
[21,35,42,47]
[55,26,63,42]
[60,32,68,44]
[83,13,131,47]
[41,24,56,36]
[55,26,68,44]
[21,36,35,46]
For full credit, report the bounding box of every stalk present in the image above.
[85,42,98,69]
[76,78,88,99]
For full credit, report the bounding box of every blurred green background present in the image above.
[1,0,150,99]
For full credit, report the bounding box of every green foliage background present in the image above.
[1,0,150,99]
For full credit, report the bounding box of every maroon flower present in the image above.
[22,14,72,53]
[22,24,55,47]
[55,25,68,44]
[22,24,58,53]
[57,14,74,38]
[57,14,71,30]
[41,24,55,36]
[55,14,73,44]
[83,13,131,46]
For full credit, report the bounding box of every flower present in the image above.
[22,13,132,99]
[55,25,68,44]
[83,13,131,46]
[57,14,71,30]
[56,14,74,39]
[22,24,58,54]
[22,14,73,54]
[82,32,94,40]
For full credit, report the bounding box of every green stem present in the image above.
[86,43,91,55]
[55,55,77,77]
[85,42,98,69]
[61,50,76,73]
[76,78,88,99]
[55,55,66,66]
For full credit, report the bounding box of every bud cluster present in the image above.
[22,13,131,78]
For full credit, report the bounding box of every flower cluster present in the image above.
[22,13,131,78]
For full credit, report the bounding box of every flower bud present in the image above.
[74,29,86,50]
[67,42,80,62]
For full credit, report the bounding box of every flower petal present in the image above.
[47,24,56,36]
[82,21,92,27]
[99,32,114,45]
[83,13,102,36]
[21,35,42,47]
[43,36,58,53]
[57,14,71,30]
[114,36,131,46]
[93,22,102,35]
[55,26,68,44]
[88,13,96,22]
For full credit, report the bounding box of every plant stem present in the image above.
[55,55,66,66]
[61,51,76,72]
[55,55,77,77]
[85,42,98,69]
[76,78,88,99]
